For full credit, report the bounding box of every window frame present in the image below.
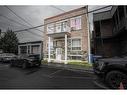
[71,38,82,51]
[55,20,68,33]
[70,16,82,31]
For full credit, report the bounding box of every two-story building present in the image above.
[93,6,127,57]
[43,7,89,64]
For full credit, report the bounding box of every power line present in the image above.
[0,14,29,27]
[0,14,43,37]
[0,14,43,33]
[1,6,44,38]
[50,5,66,12]
[0,20,19,27]
[25,30,43,37]
[4,6,43,33]
[13,5,112,32]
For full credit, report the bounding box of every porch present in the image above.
[45,32,87,64]
[47,32,70,64]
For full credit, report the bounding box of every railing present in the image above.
[47,26,71,34]
[113,17,126,35]
[68,50,85,56]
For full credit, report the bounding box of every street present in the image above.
[0,63,102,89]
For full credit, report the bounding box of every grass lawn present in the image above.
[67,60,93,69]
[41,59,93,69]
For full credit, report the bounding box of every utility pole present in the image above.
[86,6,91,64]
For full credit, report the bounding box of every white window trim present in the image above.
[70,37,82,51]
[55,19,69,33]
[70,16,82,31]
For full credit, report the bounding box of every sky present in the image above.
[0,5,111,43]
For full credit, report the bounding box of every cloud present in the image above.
[0,5,110,43]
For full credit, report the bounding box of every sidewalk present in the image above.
[41,63,93,73]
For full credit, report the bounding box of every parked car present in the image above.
[10,54,41,69]
[0,53,16,63]
[93,57,127,89]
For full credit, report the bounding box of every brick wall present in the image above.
[43,7,88,58]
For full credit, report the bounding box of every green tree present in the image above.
[1,29,18,54]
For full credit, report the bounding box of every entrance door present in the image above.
[56,48,62,60]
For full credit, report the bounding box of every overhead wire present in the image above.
[12,5,112,33]
[4,6,44,33]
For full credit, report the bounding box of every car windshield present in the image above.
[28,54,39,59]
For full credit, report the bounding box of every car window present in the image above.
[28,55,39,59]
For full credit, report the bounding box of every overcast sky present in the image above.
[0,5,111,43]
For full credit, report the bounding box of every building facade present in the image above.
[93,6,127,57]
[18,41,43,60]
[43,7,89,64]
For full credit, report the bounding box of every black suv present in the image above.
[10,54,41,69]
[93,57,127,89]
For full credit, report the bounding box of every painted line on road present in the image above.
[48,69,64,77]
[51,75,96,79]
[25,68,41,75]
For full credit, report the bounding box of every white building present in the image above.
[18,41,43,60]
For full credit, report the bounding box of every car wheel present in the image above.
[105,70,127,89]
[10,63,14,67]
[10,60,14,67]
[37,63,41,67]
[22,63,27,69]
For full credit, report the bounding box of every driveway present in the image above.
[0,63,105,89]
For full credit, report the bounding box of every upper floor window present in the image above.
[70,16,81,30]
[61,21,68,32]
[118,6,125,20]
[94,21,101,37]
[56,20,68,33]
[47,23,54,34]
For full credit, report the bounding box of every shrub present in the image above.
[42,60,48,64]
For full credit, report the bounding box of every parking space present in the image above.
[0,63,103,89]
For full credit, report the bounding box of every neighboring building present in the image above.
[0,30,4,53]
[93,6,127,57]
[43,7,89,64]
[18,41,43,60]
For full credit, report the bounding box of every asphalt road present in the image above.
[0,63,103,89]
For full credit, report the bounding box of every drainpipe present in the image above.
[48,36,51,62]
[65,34,67,64]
